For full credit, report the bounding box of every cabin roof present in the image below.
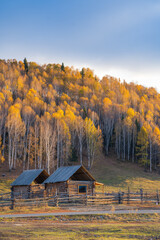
[43,165,95,184]
[11,169,49,186]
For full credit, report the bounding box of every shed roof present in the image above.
[43,165,95,184]
[11,169,49,186]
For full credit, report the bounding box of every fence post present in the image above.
[157,190,159,205]
[140,188,143,204]
[127,187,130,204]
[11,187,15,210]
[118,191,122,204]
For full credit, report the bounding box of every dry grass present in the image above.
[1,214,160,239]
[0,205,64,215]
[91,153,160,192]
[0,179,13,194]
[0,161,21,194]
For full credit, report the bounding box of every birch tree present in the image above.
[75,116,84,164]
[84,118,102,169]
[41,112,56,174]
[6,103,25,171]
[136,126,149,168]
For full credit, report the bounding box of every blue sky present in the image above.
[1,0,160,91]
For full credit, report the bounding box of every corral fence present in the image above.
[0,188,160,210]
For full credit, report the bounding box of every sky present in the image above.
[1,0,160,91]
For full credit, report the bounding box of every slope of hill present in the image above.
[0,59,160,178]
[1,154,160,194]
[91,153,160,192]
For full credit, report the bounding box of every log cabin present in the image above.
[43,165,96,197]
[11,169,49,199]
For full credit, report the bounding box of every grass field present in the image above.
[1,154,160,240]
[91,154,160,192]
[1,214,160,239]
[0,179,13,194]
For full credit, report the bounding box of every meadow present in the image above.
[1,157,160,239]
[91,154,160,192]
[0,214,160,239]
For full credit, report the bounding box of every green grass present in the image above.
[91,154,160,192]
[1,214,160,239]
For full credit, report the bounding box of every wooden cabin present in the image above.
[11,169,49,199]
[43,165,95,197]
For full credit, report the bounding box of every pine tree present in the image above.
[80,68,85,85]
[23,58,28,74]
[61,62,65,72]
[80,68,85,79]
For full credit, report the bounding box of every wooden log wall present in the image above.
[67,180,94,196]
[12,184,45,199]
[45,182,68,197]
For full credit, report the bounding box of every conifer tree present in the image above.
[61,62,65,72]
[23,58,28,74]
[80,68,85,79]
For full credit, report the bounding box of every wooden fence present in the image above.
[0,188,160,210]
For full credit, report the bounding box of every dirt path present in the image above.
[1,209,160,218]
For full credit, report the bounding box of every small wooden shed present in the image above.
[11,169,49,199]
[43,165,95,197]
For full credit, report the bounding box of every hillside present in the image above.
[1,154,160,194]
[91,153,160,192]
[0,59,160,177]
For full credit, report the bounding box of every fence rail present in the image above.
[0,188,160,209]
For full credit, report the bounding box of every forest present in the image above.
[0,58,160,174]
